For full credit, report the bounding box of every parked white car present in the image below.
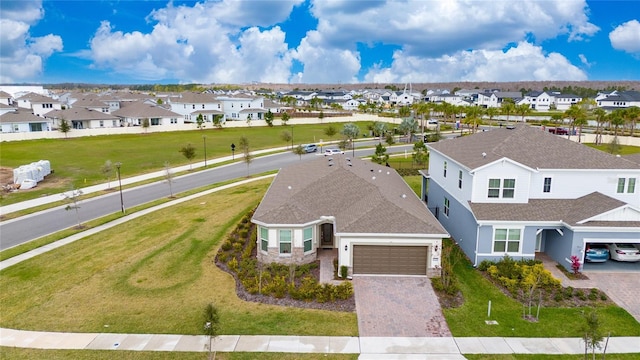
[324,148,344,156]
[607,243,640,262]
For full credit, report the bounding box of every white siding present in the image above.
[471,161,531,203]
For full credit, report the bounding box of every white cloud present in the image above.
[363,42,587,83]
[578,54,592,67]
[87,0,301,83]
[291,30,360,84]
[609,20,640,54]
[0,1,62,83]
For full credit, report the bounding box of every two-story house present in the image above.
[167,92,221,123]
[521,91,554,111]
[421,125,640,270]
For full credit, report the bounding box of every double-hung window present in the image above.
[617,178,625,193]
[493,228,521,253]
[260,227,269,252]
[488,179,500,198]
[303,227,313,252]
[502,179,515,198]
[279,229,291,254]
[543,177,552,193]
[458,170,463,189]
[488,178,515,198]
[628,178,636,193]
[443,197,450,217]
[443,161,447,178]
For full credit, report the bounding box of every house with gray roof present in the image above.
[252,156,448,277]
[1,109,51,133]
[421,124,640,271]
[44,107,121,129]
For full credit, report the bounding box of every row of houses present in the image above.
[1,85,639,133]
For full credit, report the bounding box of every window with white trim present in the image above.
[443,161,447,178]
[458,170,463,189]
[488,178,515,198]
[260,227,268,252]
[493,228,521,253]
[303,227,313,252]
[617,178,625,193]
[279,229,291,254]
[628,178,636,193]
[543,177,551,193]
[443,197,450,217]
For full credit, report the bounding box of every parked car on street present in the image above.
[303,144,317,153]
[548,127,569,135]
[584,243,609,263]
[324,148,344,156]
[607,243,640,262]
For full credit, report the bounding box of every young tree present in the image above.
[62,187,84,229]
[264,109,274,127]
[281,111,290,125]
[564,104,587,141]
[164,162,175,198]
[280,130,292,149]
[101,160,113,189]
[371,143,388,165]
[501,99,516,123]
[212,115,223,129]
[399,117,417,142]
[318,110,324,123]
[239,136,252,175]
[324,124,337,139]
[341,123,360,154]
[582,308,604,360]
[373,121,388,141]
[179,143,197,170]
[412,140,428,166]
[141,118,150,133]
[196,113,205,130]
[398,105,411,119]
[246,114,252,127]
[293,144,305,159]
[58,118,71,138]
[203,303,221,360]
[592,108,607,145]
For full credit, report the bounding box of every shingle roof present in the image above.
[0,109,48,123]
[43,108,119,121]
[470,192,635,227]
[112,101,181,118]
[428,124,640,170]
[252,157,447,236]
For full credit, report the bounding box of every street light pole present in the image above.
[291,125,294,149]
[115,162,125,214]
[203,135,207,167]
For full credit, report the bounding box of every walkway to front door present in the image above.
[352,276,452,337]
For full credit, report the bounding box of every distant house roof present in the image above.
[171,92,217,104]
[252,156,447,236]
[428,124,639,171]
[470,192,639,227]
[15,92,58,104]
[599,91,640,103]
[44,107,119,121]
[112,101,181,118]
[0,109,49,123]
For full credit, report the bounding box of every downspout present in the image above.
[474,223,480,267]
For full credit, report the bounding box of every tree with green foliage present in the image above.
[318,110,324,122]
[293,144,305,160]
[141,118,150,133]
[581,308,604,360]
[622,106,640,137]
[515,104,532,123]
[412,140,428,166]
[101,160,113,189]
[280,130,292,149]
[371,143,388,165]
[501,98,516,123]
[341,123,360,154]
[264,109,274,127]
[203,303,221,360]
[281,111,290,125]
[564,104,587,141]
[608,109,626,139]
[485,107,499,124]
[196,113,205,130]
[239,136,252,174]
[156,98,163,105]
[373,121,388,141]
[246,114,252,127]
[310,97,323,109]
[212,115,222,128]
[58,118,71,138]
[324,124,337,139]
[592,108,607,145]
[179,143,196,170]
[399,117,417,142]
[398,105,411,118]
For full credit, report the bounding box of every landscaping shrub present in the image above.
[340,265,348,279]
[227,257,238,272]
[221,240,232,251]
[335,282,354,300]
[477,260,494,271]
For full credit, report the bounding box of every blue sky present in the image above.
[1,0,639,85]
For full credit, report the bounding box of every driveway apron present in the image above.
[582,272,640,323]
[352,276,451,337]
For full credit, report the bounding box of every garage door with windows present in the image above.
[353,245,428,275]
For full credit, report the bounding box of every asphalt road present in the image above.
[0,145,414,250]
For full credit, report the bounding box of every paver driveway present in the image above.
[582,272,640,323]
[352,276,451,337]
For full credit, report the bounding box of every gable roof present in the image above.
[252,157,447,236]
[428,124,639,171]
[0,109,49,123]
[43,107,119,121]
[470,192,639,227]
[112,101,181,118]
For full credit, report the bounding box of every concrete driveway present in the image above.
[352,276,451,337]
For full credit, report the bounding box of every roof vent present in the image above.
[372,176,376,180]
[287,185,292,190]
[401,194,407,198]
[482,152,487,158]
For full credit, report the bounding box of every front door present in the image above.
[320,223,334,248]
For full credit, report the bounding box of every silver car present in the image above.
[607,243,640,262]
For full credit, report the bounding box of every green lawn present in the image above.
[0,179,358,336]
[0,122,375,205]
[585,143,640,155]
[442,243,640,337]
[465,355,640,360]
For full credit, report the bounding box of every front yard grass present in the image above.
[442,246,640,337]
[0,179,357,336]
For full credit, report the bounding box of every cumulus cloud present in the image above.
[88,0,301,83]
[0,1,63,83]
[363,42,587,83]
[609,20,640,54]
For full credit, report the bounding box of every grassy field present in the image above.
[585,143,640,155]
[0,122,374,205]
[442,243,640,338]
[0,348,358,360]
[0,179,358,336]
[465,355,640,360]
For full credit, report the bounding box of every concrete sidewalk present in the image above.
[2,328,639,357]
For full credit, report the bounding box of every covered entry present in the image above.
[353,245,428,275]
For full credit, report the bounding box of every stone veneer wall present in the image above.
[257,246,317,265]
[426,268,442,278]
